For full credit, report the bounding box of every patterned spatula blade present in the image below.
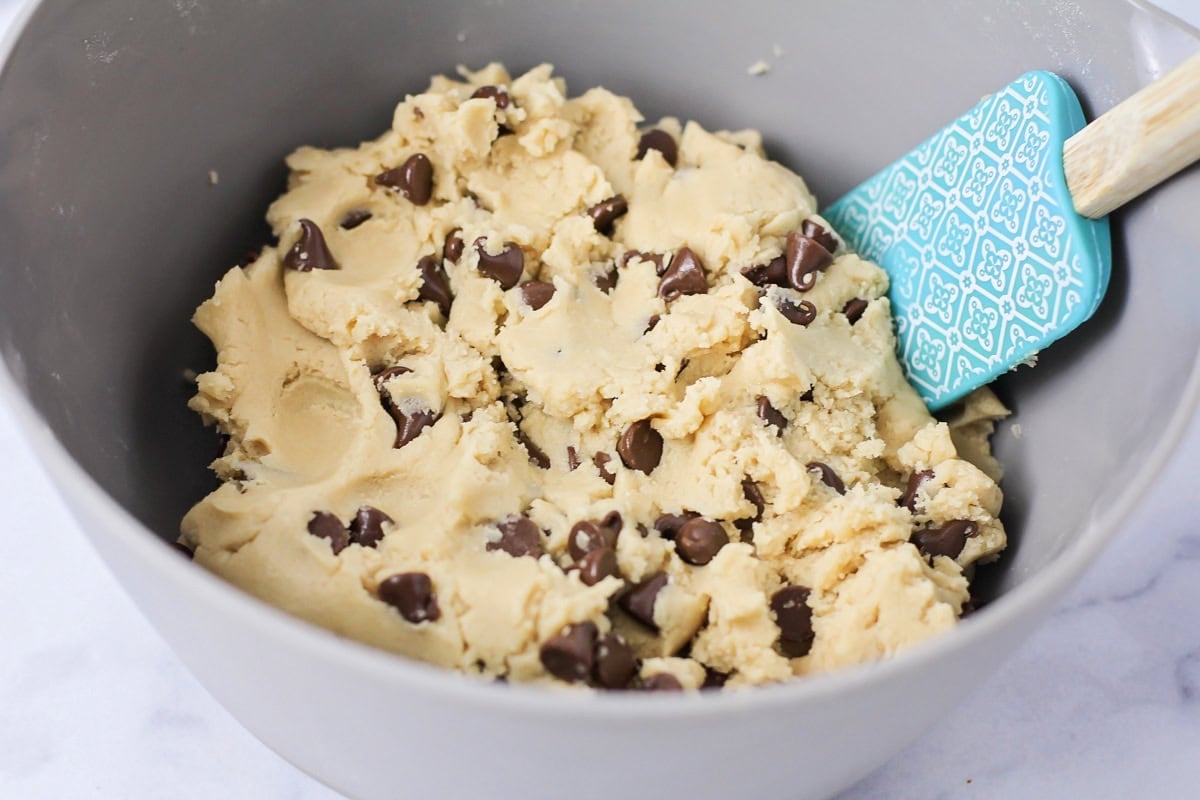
[824,72,1111,410]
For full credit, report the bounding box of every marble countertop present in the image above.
[2,1,1199,798]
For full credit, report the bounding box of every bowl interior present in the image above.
[1,0,1198,606]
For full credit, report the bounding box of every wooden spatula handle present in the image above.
[1064,52,1200,218]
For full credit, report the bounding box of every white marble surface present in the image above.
[2,1,1199,797]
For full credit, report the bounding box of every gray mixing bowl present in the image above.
[1,1,1198,798]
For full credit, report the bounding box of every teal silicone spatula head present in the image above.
[824,71,1110,410]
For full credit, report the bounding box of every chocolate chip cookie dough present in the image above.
[181,63,1008,689]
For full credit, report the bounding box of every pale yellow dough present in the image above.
[181,64,1007,688]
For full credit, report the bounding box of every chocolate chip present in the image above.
[771,585,814,657]
[911,519,978,560]
[636,129,678,167]
[619,571,668,630]
[800,387,815,402]
[578,547,621,586]
[519,280,555,310]
[375,153,433,206]
[284,218,339,272]
[785,231,832,292]
[372,365,412,387]
[416,255,453,317]
[843,298,869,325]
[471,84,510,108]
[374,369,438,448]
[900,469,935,513]
[622,250,667,274]
[675,518,729,566]
[593,266,618,293]
[443,228,465,264]
[644,314,661,333]
[339,209,372,230]
[618,419,664,474]
[641,673,683,691]
[378,572,440,623]
[802,219,839,254]
[395,409,438,449]
[587,195,628,235]
[741,255,788,288]
[744,480,766,515]
[593,452,616,485]
[171,541,194,559]
[540,621,598,683]
[778,298,817,326]
[568,513,623,560]
[489,514,544,558]
[515,426,550,469]
[349,506,393,548]
[736,478,766,533]
[807,461,846,495]
[600,509,623,530]
[474,237,524,289]
[593,633,636,689]
[567,445,581,471]
[654,511,700,539]
[658,247,708,301]
[307,511,348,554]
[756,396,787,436]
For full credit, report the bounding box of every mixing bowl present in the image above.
[1,1,1198,797]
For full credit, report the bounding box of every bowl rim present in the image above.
[2,0,1199,719]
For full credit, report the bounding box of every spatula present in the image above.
[822,53,1200,410]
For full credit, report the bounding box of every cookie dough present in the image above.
[181,63,1007,689]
